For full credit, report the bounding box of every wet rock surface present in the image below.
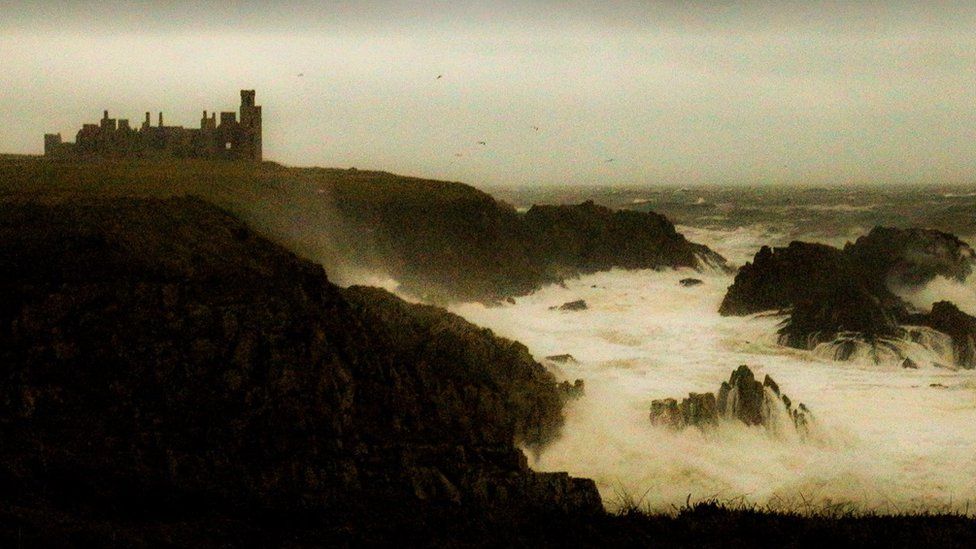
[908,301,976,369]
[558,379,586,401]
[720,228,976,367]
[553,299,588,311]
[650,366,814,437]
[0,197,602,543]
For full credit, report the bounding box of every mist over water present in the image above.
[897,275,976,316]
[449,219,976,514]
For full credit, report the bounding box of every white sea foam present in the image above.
[450,242,976,514]
[896,275,976,316]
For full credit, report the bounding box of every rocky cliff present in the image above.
[0,197,600,545]
[330,180,729,302]
[0,158,727,304]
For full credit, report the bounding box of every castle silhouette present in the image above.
[44,90,262,161]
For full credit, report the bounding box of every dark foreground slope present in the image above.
[0,157,725,302]
[1,196,973,546]
[0,197,600,546]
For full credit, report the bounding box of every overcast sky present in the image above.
[2,1,975,187]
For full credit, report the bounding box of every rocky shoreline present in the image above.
[720,227,976,367]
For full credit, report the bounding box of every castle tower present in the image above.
[44,133,62,156]
[42,89,262,161]
[239,89,262,161]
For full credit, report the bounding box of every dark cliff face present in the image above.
[0,197,600,542]
[329,177,727,302]
[522,200,720,274]
[329,176,547,303]
[0,158,725,305]
[719,228,976,366]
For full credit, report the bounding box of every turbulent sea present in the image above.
[447,185,976,514]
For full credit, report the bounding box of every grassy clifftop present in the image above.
[0,157,724,302]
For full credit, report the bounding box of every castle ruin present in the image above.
[44,90,262,161]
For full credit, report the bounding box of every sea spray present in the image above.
[452,264,976,514]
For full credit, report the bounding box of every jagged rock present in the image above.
[777,285,907,350]
[648,393,719,429]
[844,227,975,287]
[553,299,588,311]
[546,354,577,363]
[0,197,602,536]
[650,366,814,436]
[719,242,853,317]
[682,392,719,427]
[717,365,765,426]
[328,184,729,303]
[792,403,814,438]
[721,228,974,318]
[649,398,681,428]
[902,358,919,369]
[720,228,976,367]
[909,301,976,369]
[558,379,586,400]
[680,278,704,287]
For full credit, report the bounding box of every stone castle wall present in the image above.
[44,90,262,161]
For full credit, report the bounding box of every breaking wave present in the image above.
[449,223,976,514]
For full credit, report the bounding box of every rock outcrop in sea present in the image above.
[719,227,976,367]
[649,366,814,438]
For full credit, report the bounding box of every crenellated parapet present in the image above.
[43,90,262,161]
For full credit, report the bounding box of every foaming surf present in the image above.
[449,226,976,514]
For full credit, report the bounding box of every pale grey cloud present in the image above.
[2,1,975,186]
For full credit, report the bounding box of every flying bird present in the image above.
[477,141,486,145]
[454,153,463,157]
[604,158,614,163]
[532,126,540,131]
[436,74,443,79]
[298,73,304,77]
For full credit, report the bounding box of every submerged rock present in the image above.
[680,278,704,287]
[650,366,814,437]
[546,354,578,363]
[552,299,588,311]
[558,379,586,400]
